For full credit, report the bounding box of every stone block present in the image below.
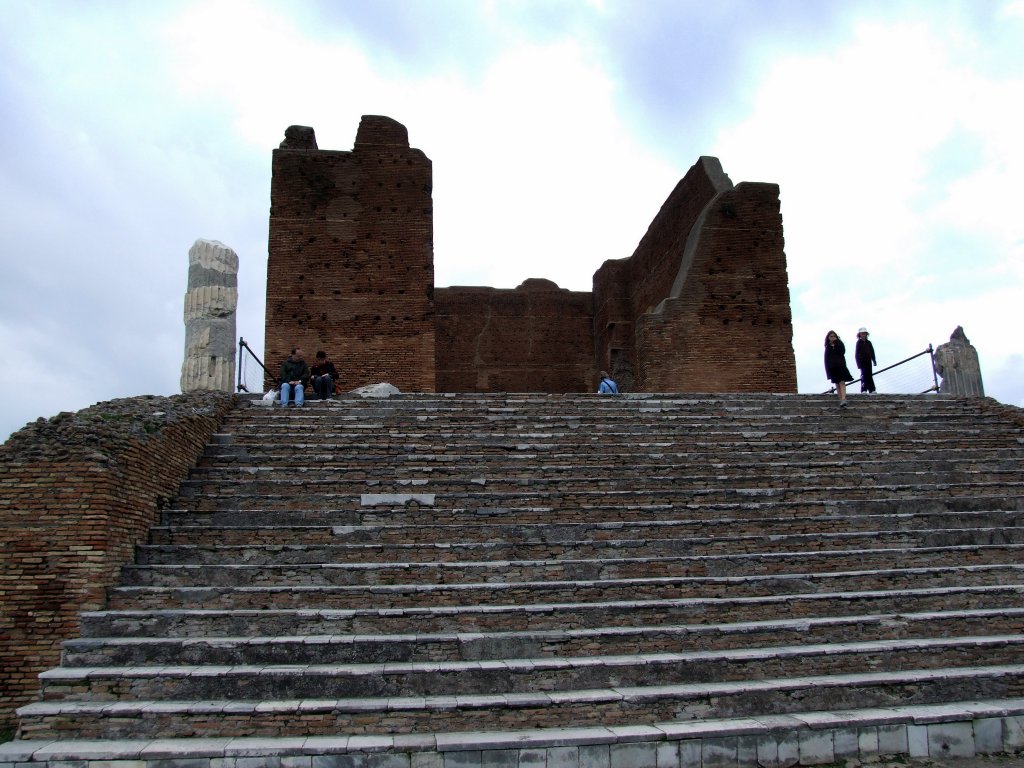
[907,725,929,757]
[927,721,975,759]
[702,737,737,768]
[973,718,1003,754]
[655,741,679,768]
[578,743,610,768]
[609,742,657,768]
[797,730,832,765]
[1004,716,1024,750]
[877,725,908,755]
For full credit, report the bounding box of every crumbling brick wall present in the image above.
[634,182,796,392]
[265,117,435,392]
[435,279,595,392]
[594,157,795,393]
[0,392,236,729]
[264,117,796,394]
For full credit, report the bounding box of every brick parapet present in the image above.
[0,392,237,729]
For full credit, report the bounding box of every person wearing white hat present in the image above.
[855,327,877,393]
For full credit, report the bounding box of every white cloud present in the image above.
[712,14,1024,405]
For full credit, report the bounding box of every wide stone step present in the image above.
[168,483,1024,516]
[120,541,1024,588]
[83,584,1024,637]
[145,508,1024,548]
[174,469,1024,496]
[105,564,1024,611]
[154,497,1024,533]
[39,635,1024,703]
[134,534,1024,572]
[63,607,1024,666]
[205,433,1022,458]
[18,665,1024,740]
[178,466,1023,493]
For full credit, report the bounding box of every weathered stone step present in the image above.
[154,496,1024,533]
[19,664,1024,740]
[175,469,1024,499]
[196,450,1024,475]
[205,427,1022,455]
[145,508,1024,547]
[83,584,1024,637]
[181,464,1024,491]
[105,564,1024,611]
[63,607,1024,666]
[9,697,1024,766]
[122,541,1024,588]
[169,482,1024,515]
[39,635,1024,703]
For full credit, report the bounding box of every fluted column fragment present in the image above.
[181,239,238,392]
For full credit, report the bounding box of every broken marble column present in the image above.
[933,326,985,397]
[181,239,238,393]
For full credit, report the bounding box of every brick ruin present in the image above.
[265,116,796,393]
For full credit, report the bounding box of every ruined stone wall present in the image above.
[0,392,236,729]
[593,157,734,389]
[635,182,796,392]
[265,117,435,392]
[435,280,595,392]
[264,117,795,394]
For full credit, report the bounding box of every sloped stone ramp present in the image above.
[6,392,1024,768]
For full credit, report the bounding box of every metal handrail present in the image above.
[824,344,937,395]
[237,337,277,393]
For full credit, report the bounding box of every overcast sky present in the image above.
[2,0,1022,441]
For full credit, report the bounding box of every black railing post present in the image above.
[929,343,939,393]
[237,337,246,393]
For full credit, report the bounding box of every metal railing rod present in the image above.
[237,337,277,393]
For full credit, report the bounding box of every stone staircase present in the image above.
[10,392,1024,767]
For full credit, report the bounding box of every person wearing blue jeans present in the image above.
[279,347,309,407]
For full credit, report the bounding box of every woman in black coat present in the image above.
[824,330,853,408]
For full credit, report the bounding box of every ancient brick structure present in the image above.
[265,118,435,393]
[0,392,236,729]
[265,117,796,393]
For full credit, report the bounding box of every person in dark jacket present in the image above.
[279,347,309,407]
[310,350,339,400]
[855,327,877,393]
[824,330,853,408]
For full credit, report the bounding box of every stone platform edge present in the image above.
[5,700,1024,767]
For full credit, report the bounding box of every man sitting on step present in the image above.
[310,350,339,400]
[279,347,310,407]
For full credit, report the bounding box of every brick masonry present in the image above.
[265,118,796,394]
[265,117,436,393]
[0,392,236,728]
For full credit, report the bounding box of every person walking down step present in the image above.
[310,350,339,400]
[855,327,877,393]
[279,347,309,407]
[824,330,853,408]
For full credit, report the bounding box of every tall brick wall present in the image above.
[0,392,236,729]
[634,182,796,391]
[593,157,734,389]
[265,117,435,392]
[435,279,595,392]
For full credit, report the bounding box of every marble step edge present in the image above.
[4,697,1024,764]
